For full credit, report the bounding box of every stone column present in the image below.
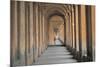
[33,2,36,62]
[38,4,42,56]
[18,1,26,65]
[75,5,79,52]
[25,2,29,65]
[67,15,70,46]
[73,6,76,50]
[41,7,43,53]
[42,9,46,52]
[71,5,75,49]
[28,2,34,64]
[41,5,43,55]
[65,15,67,46]
[37,5,40,57]
[85,5,95,61]
[79,5,87,57]
[91,6,95,61]
[43,12,48,49]
[67,13,70,46]
[35,3,39,62]
[11,1,18,66]
[69,13,73,48]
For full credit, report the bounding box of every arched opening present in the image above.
[48,15,65,46]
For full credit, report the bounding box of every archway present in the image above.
[48,14,66,46]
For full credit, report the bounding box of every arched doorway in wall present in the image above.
[48,14,66,46]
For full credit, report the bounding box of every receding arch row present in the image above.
[11,1,95,67]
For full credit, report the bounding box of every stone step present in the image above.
[39,55,73,60]
[35,46,77,65]
[35,59,77,64]
[42,52,71,55]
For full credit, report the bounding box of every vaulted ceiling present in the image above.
[39,3,73,33]
[49,15,64,33]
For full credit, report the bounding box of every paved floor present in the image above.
[55,39,62,45]
[34,46,77,65]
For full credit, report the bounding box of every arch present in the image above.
[45,7,66,20]
[46,8,66,45]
